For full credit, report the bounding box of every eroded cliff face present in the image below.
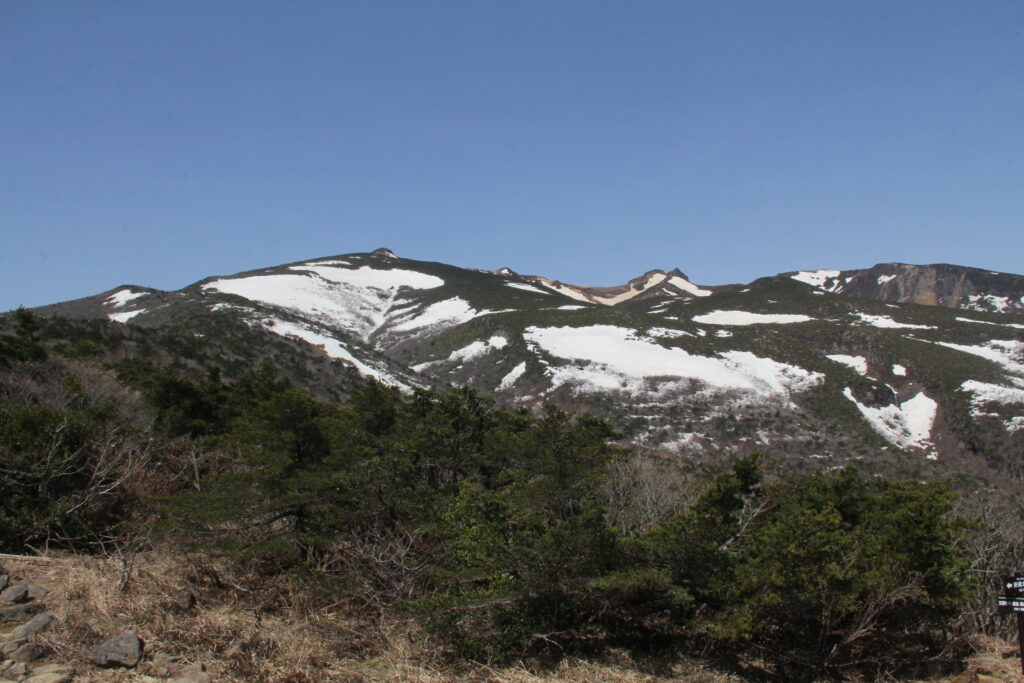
[836,264,1024,313]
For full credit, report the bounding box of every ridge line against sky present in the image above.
[2,1,1022,311]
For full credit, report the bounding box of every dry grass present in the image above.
[8,550,1016,682]
[1,551,745,682]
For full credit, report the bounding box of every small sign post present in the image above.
[997,571,1024,675]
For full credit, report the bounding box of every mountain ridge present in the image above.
[23,249,1024,488]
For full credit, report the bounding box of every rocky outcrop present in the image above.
[836,263,1024,313]
[89,630,144,668]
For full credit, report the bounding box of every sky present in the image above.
[2,1,1022,311]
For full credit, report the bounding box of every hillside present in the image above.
[31,249,1024,488]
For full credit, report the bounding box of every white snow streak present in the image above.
[505,282,550,295]
[497,361,528,391]
[692,310,815,326]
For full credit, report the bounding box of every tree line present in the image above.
[0,310,1006,680]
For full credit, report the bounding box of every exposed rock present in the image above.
[171,588,196,611]
[0,584,29,604]
[1,638,26,656]
[27,664,73,676]
[25,585,48,601]
[0,602,44,622]
[0,573,7,592]
[25,673,73,683]
[2,662,28,678]
[170,663,212,683]
[9,612,56,640]
[10,641,47,662]
[90,630,144,668]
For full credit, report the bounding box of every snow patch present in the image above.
[957,316,1024,329]
[523,325,822,398]
[105,289,147,308]
[204,267,441,342]
[290,264,443,290]
[827,354,868,376]
[960,380,1024,432]
[853,313,935,330]
[892,364,907,376]
[646,327,693,339]
[843,388,937,453]
[692,310,815,326]
[262,319,409,390]
[667,276,712,297]
[877,274,897,285]
[108,309,145,323]
[505,282,550,295]
[497,361,527,391]
[934,340,1024,376]
[967,295,1015,313]
[791,270,841,291]
[390,297,485,332]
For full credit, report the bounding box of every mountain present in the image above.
[29,250,1024,484]
[789,263,1024,313]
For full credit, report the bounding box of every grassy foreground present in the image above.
[1,551,1020,683]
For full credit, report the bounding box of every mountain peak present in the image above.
[371,247,397,259]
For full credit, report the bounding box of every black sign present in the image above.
[998,596,1024,612]
[999,571,1024,675]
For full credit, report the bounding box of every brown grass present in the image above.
[5,550,1018,682]
[1,551,748,682]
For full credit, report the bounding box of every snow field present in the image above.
[842,388,937,454]
[692,310,815,326]
[291,264,443,290]
[522,325,822,398]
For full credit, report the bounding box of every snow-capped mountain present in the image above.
[34,249,1024,483]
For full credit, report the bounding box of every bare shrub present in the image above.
[603,453,704,534]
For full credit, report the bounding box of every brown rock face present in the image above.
[834,263,1024,313]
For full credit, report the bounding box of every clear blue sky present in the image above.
[2,1,1022,311]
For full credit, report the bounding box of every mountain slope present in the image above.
[30,250,1024,485]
